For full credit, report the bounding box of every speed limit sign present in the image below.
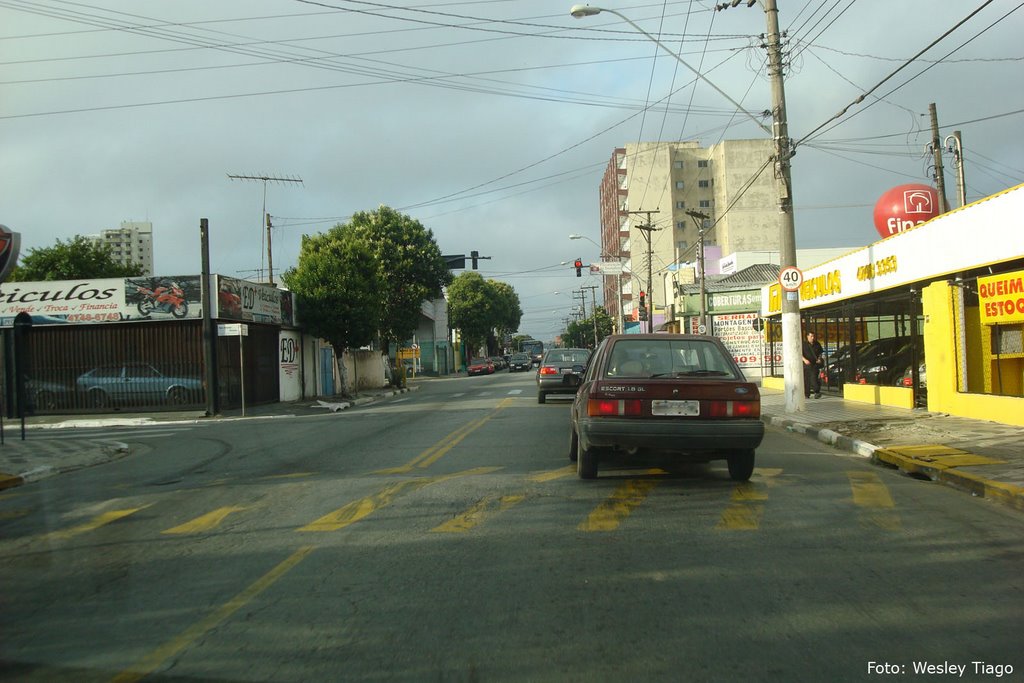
[779,266,803,292]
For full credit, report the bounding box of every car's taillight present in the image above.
[707,400,760,418]
[539,366,559,375]
[588,398,642,416]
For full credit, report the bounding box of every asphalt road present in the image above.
[1,371,1022,682]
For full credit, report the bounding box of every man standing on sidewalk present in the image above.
[802,331,823,399]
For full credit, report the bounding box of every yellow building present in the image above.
[760,183,1024,427]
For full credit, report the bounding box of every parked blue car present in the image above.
[76,363,203,409]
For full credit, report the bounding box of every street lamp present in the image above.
[569,5,771,136]
[570,2,803,412]
[570,233,624,333]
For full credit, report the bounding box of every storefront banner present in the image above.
[978,269,1024,325]
[216,276,289,325]
[711,312,765,368]
[0,276,202,327]
[761,184,1024,315]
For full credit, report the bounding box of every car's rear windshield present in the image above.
[511,354,529,360]
[604,339,740,379]
[544,350,591,364]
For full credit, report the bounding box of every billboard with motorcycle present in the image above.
[0,276,203,326]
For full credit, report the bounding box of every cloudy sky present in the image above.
[3,0,1022,342]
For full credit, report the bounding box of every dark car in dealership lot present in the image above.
[508,353,532,372]
[536,348,591,403]
[76,362,203,408]
[467,358,495,376]
[570,334,764,481]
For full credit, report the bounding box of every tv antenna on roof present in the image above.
[228,173,304,286]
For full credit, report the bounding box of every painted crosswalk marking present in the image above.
[579,479,658,532]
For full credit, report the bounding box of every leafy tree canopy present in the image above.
[448,272,524,355]
[9,235,144,281]
[347,206,452,348]
[282,227,380,353]
[563,306,613,349]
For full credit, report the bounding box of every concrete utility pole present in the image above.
[928,104,951,214]
[631,210,660,334]
[686,210,710,334]
[227,173,303,285]
[582,284,600,347]
[763,0,804,413]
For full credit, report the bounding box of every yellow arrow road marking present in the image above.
[528,465,576,483]
[431,494,526,533]
[298,467,500,532]
[40,506,151,543]
[579,479,658,532]
[111,545,316,683]
[162,507,247,535]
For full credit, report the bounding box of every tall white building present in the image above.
[91,220,154,275]
[598,139,779,328]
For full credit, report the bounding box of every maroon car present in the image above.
[569,334,764,481]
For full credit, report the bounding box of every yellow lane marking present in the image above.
[375,398,515,474]
[261,472,315,480]
[717,476,774,530]
[847,471,895,508]
[578,479,658,532]
[0,508,31,521]
[847,471,902,531]
[431,494,526,533]
[716,503,764,530]
[528,465,576,483]
[40,506,151,543]
[731,482,769,502]
[298,467,500,532]
[162,507,247,535]
[111,545,315,683]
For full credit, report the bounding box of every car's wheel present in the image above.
[569,427,579,462]
[167,387,190,405]
[727,449,755,482]
[37,390,59,411]
[577,441,599,479]
[537,391,546,404]
[87,390,109,409]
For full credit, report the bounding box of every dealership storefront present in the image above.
[761,183,1024,427]
[1,274,317,416]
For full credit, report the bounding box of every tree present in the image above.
[447,272,493,356]
[347,206,452,351]
[448,272,524,356]
[9,235,143,281]
[562,306,613,349]
[282,227,379,360]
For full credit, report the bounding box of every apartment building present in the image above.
[91,220,154,275]
[597,139,779,329]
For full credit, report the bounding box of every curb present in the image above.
[765,415,879,458]
[872,448,1024,512]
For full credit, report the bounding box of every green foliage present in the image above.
[562,306,613,349]
[447,272,523,354]
[282,228,379,353]
[9,235,144,281]
[346,206,452,348]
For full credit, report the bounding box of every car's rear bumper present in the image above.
[578,417,764,452]
[537,376,582,394]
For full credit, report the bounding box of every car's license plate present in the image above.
[561,368,574,374]
[651,400,700,416]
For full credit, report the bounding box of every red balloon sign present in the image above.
[873,184,940,238]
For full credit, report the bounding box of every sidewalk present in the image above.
[761,388,1024,512]
[2,383,1023,512]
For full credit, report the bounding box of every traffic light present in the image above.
[574,258,583,277]
[471,250,479,270]
[639,291,646,308]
